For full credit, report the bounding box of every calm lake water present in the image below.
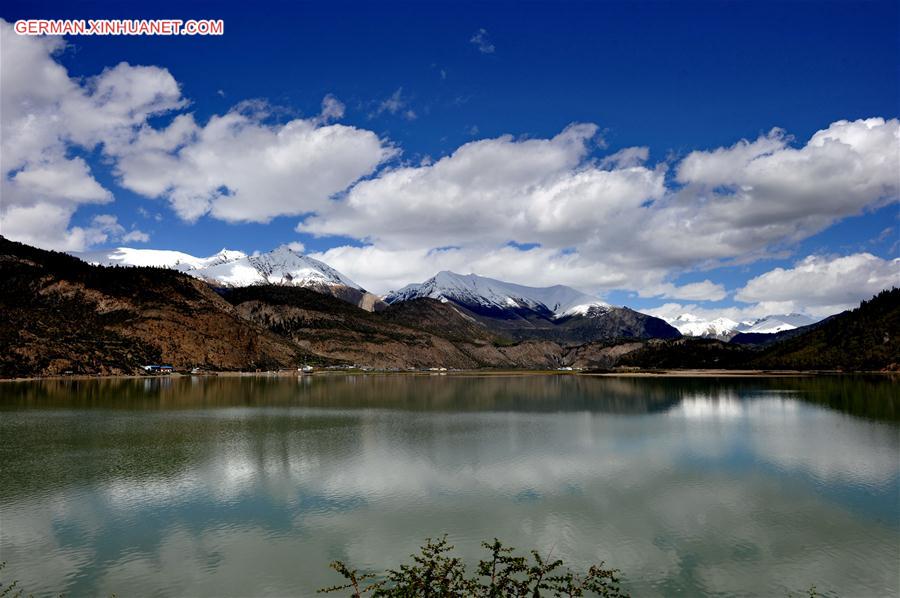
[0,375,898,597]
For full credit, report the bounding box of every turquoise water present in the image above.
[1,375,897,596]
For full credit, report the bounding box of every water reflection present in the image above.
[2,374,898,420]
[0,375,897,597]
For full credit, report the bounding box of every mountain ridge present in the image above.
[384,271,678,343]
[385,270,609,317]
[4,238,896,376]
[77,245,386,311]
[665,312,820,340]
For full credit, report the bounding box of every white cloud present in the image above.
[599,146,649,169]
[122,229,151,243]
[0,19,182,250]
[317,94,345,124]
[2,210,146,252]
[300,118,898,300]
[646,280,728,302]
[645,252,899,321]
[311,244,671,297]
[470,28,495,54]
[114,104,396,222]
[0,22,393,245]
[1,19,896,313]
[735,253,899,317]
[300,123,647,250]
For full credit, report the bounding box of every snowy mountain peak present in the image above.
[740,313,816,334]
[664,311,817,339]
[664,315,741,340]
[241,247,363,289]
[385,271,608,316]
[75,245,363,290]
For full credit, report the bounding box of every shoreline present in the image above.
[2,368,896,383]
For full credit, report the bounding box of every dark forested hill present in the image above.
[750,288,900,370]
[614,289,900,371]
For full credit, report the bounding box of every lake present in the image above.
[0,374,897,597]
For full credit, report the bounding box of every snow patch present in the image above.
[73,245,364,291]
[385,271,608,317]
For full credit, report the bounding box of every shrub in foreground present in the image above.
[319,536,628,597]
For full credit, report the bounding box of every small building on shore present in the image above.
[142,364,175,374]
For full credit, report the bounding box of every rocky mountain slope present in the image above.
[1,238,313,377]
[385,271,608,316]
[224,286,573,370]
[77,245,386,311]
[0,238,585,374]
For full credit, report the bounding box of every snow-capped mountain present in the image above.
[78,247,247,272]
[665,312,818,339]
[79,245,361,288]
[384,271,609,317]
[384,271,681,342]
[76,245,385,311]
[669,314,742,340]
[739,313,817,334]
[197,246,363,289]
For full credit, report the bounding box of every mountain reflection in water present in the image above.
[0,374,897,597]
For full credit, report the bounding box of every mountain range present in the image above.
[384,271,680,343]
[77,246,681,342]
[77,246,829,338]
[78,245,805,342]
[3,237,896,376]
[665,312,819,341]
[78,245,387,311]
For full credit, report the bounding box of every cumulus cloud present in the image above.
[4,211,149,252]
[299,123,661,250]
[663,118,899,254]
[0,19,182,250]
[114,103,395,222]
[599,146,650,169]
[735,253,899,317]
[645,253,899,320]
[1,21,393,245]
[2,19,896,313]
[309,244,730,299]
[646,280,728,302]
[300,118,897,299]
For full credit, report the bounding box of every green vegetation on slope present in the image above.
[750,288,899,370]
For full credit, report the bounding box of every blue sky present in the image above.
[1,0,897,318]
